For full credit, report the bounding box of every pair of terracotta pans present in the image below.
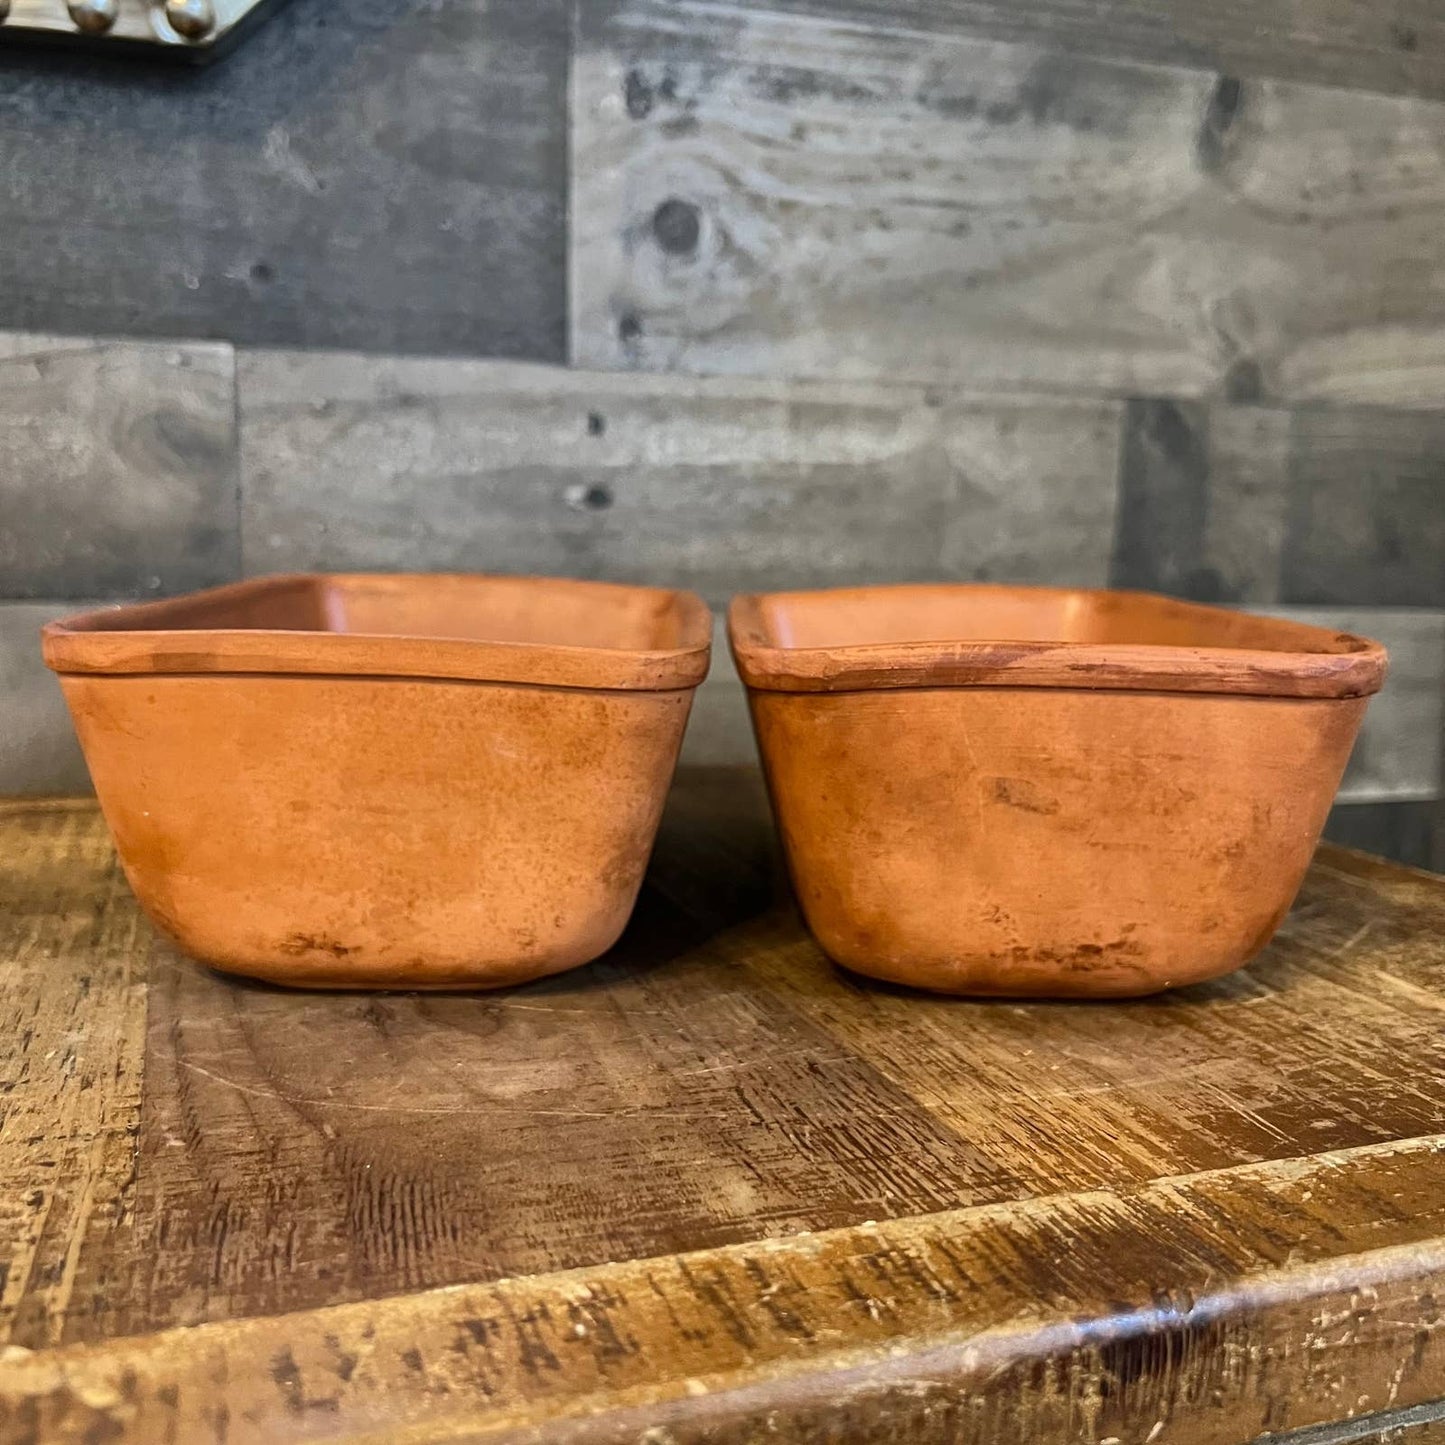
[43,574,1386,999]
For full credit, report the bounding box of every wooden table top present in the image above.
[2,770,1445,1445]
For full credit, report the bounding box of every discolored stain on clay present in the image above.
[1006,939,1146,972]
[990,778,1060,815]
[280,934,358,959]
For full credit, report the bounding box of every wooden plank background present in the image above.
[0,611,102,797]
[0,0,1441,870]
[1113,401,1445,609]
[0,336,237,599]
[237,350,1124,600]
[571,0,1445,408]
[707,0,1445,103]
[0,0,567,358]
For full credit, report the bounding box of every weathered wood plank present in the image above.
[6,784,1444,1343]
[73,887,1014,1341]
[0,604,96,796]
[1280,409,1445,610]
[5,1135,1445,1443]
[738,853,1445,1197]
[238,349,1122,604]
[0,0,565,359]
[712,0,1445,105]
[57,775,989,1341]
[1114,400,1445,609]
[1,784,1444,1441]
[0,801,146,1350]
[0,335,237,599]
[1267,1398,1445,1445]
[573,1,1445,407]
[1113,400,1295,605]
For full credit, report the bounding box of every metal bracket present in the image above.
[0,0,288,63]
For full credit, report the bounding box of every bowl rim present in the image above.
[727,583,1388,698]
[44,573,713,692]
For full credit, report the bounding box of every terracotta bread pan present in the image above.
[44,573,711,989]
[729,584,1387,998]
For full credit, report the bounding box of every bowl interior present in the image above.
[752,584,1371,657]
[67,574,700,653]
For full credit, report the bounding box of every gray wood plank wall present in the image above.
[704,0,1445,104]
[0,0,1441,867]
[0,0,566,357]
[237,351,1123,599]
[572,1,1445,407]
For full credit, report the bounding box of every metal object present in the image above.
[66,0,117,33]
[0,0,286,61]
[161,0,213,40]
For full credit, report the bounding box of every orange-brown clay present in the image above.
[44,574,711,989]
[729,584,1388,999]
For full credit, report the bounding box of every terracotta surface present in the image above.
[43,573,711,989]
[729,584,1388,998]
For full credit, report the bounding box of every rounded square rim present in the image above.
[44,574,714,693]
[727,584,1388,699]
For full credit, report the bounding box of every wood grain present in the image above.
[0,800,145,1349]
[5,1106,1445,1442]
[0,336,237,600]
[0,603,98,797]
[1113,400,1295,605]
[238,349,1122,604]
[707,0,1445,104]
[1280,409,1445,610]
[1,778,1445,1440]
[0,0,565,359]
[573,0,1445,407]
[81,899,1013,1341]
[1115,400,1445,609]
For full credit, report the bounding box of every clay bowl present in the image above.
[728,584,1387,999]
[44,573,711,990]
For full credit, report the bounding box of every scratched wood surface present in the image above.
[573,0,1445,407]
[2,772,1445,1443]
